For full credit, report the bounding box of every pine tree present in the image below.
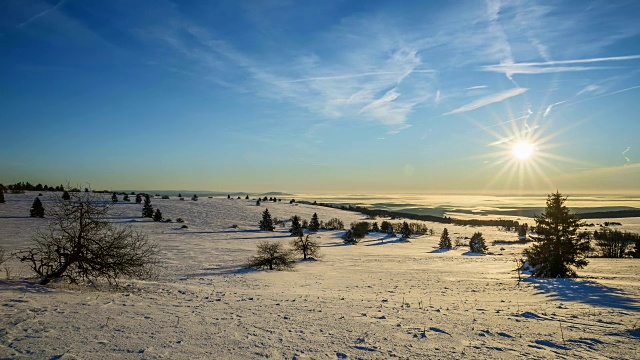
[123,194,130,202]
[135,194,142,203]
[371,222,380,233]
[0,188,5,203]
[308,213,320,232]
[290,215,302,236]
[439,228,452,249]
[30,197,45,218]
[469,232,488,254]
[153,208,163,222]
[62,191,70,201]
[400,221,412,240]
[245,195,249,200]
[191,194,198,201]
[142,195,154,218]
[259,209,274,231]
[112,193,118,203]
[524,192,590,278]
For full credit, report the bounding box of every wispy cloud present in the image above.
[444,88,528,115]
[16,0,67,29]
[466,85,488,90]
[543,101,567,117]
[283,70,434,83]
[482,55,640,76]
[623,147,631,163]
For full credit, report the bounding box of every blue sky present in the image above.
[1,0,640,194]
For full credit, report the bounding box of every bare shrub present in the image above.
[291,234,320,260]
[246,241,294,270]
[19,192,159,286]
[323,218,344,230]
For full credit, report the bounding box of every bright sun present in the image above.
[512,141,535,160]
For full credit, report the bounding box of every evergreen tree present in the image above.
[308,213,320,232]
[289,215,302,236]
[30,197,45,218]
[191,194,198,201]
[62,191,71,201]
[112,193,118,203]
[259,209,274,231]
[371,222,380,233]
[123,194,130,202]
[469,232,488,254]
[342,229,357,244]
[227,194,231,199]
[439,228,452,249]
[142,195,154,218]
[135,194,142,203]
[256,199,261,206]
[245,195,249,200]
[400,221,412,240]
[153,208,163,222]
[178,193,182,197]
[524,192,590,278]
[0,188,5,203]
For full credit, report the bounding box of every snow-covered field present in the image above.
[1,192,639,359]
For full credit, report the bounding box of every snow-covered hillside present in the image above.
[1,192,638,359]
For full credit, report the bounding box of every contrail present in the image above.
[17,0,66,29]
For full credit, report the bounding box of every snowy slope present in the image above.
[0,192,638,359]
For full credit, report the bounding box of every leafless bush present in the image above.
[246,241,295,270]
[19,191,159,286]
[291,234,320,260]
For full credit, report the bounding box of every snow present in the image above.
[1,192,639,359]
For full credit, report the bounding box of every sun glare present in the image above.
[512,141,535,160]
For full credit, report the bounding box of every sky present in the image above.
[1,0,640,195]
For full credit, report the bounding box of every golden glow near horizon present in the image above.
[512,141,535,160]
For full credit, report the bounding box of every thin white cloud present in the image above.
[482,55,640,75]
[282,70,434,83]
[435,90,441,103]
[623,147,631,163]
[466,85,488,90]
[444,87,528,115]
[543,100,567,117]
[16,0,67,29]
[576,84,600,96]
[360,89,401,113]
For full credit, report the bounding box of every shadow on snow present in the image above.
[526,278,640,311]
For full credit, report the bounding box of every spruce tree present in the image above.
[371,222,380,233]
[123,194,130,202]
[308,213,320,232]
[153,208,163,222]
[259,209,274,231]
[62,191,70,201]
[112,193,118,203]
[245,195,249,200]
[30,197,45,218]
[469,232,488,254]
[290,215,302,236]
[400,221,412,240]
[524,192,590,277]
[0,188,5,203]
[439,228,452,249]
[191,194,198,201]
[135,194,142,203]
[142,195,154,218]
